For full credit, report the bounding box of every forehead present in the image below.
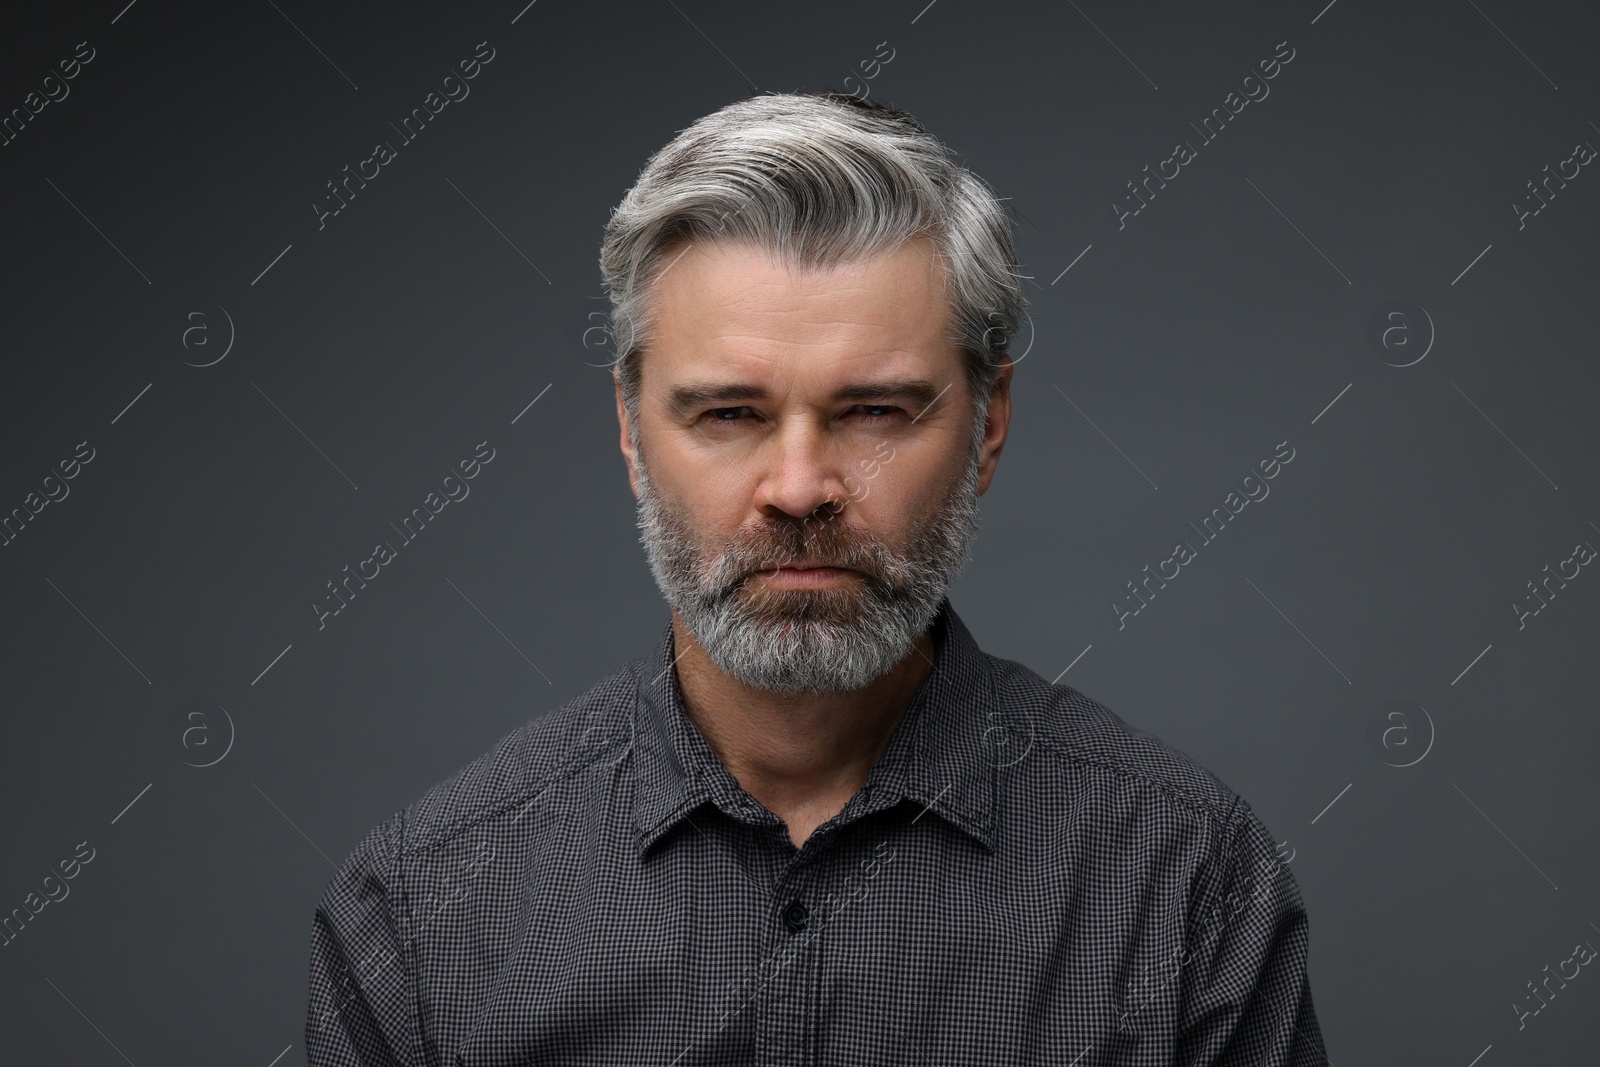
[640,235,962,389]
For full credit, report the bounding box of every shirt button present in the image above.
[781,899,809,934]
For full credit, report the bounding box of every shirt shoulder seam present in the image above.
[395,726,633,861]
[1026,731,1238,827]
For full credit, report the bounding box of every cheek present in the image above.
[851,450,953,522]
[661,470,754,545]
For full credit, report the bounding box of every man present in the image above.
[307,91,1328,1065]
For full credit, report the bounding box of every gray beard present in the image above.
[633,434,982,693]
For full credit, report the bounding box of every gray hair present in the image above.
[598,91,1025,446]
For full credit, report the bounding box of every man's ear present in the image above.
[614,371,641,498]
[975,356,1013,496]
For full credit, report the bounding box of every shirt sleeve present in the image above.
[1174,797,1328,1066]
[305,811,416,1067]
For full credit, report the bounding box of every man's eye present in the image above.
[700,405,899,424]
[853,405,899,420]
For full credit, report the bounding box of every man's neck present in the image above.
[670,611,937,849]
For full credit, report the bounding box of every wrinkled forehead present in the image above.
[639,235,964,397]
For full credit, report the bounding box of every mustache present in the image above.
[713,516,887,585]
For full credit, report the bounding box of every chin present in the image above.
[734,582,869,624]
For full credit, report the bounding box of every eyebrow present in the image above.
[664,377,948,420]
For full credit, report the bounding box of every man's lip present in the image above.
[744,563,857,580]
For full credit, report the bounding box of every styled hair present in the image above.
[598,91,1025,444]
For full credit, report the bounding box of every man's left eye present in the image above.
[853,405,899,419]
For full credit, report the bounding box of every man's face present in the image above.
[615,235,1011,692]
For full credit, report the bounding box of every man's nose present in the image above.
[751,418,851,523]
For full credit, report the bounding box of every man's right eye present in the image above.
[704,407,754,422]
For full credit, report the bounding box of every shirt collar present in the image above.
[630,598,999,858]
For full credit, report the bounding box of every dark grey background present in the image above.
[2,0,1596,1063]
